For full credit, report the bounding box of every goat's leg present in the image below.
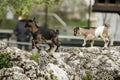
[110,39,114,46]
[108,35,114,46]
[55,43,60,52]
[53,37,60,52]
[32,39,35,49]
[100,35,108,48]
[90,40,94,47]
[104,37,109,48]
[47,43,54,52]
[82,35,93,47]
[53,43,60,52]
[35,44,41,52]
[82,39,86,46]
[33,40,41,52]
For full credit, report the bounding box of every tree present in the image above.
[0,0,60,29]
[0,0,60,18]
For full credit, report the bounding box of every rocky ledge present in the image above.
[0,41,120,80]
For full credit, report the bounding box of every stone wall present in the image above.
[0,41,120,80]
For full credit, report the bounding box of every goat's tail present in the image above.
[56,29,59,34]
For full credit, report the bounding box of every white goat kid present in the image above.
[73,24,113,48]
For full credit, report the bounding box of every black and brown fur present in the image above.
[24,18,60,52]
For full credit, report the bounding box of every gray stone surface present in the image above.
[0,41,120,80]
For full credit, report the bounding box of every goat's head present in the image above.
[73,27,80,36]
[24,17,37,32]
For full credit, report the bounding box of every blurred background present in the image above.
[0,0,93,35]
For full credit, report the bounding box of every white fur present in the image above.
[95,26,104,37]
[75,25,113,47]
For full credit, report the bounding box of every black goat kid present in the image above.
[24,18,60,52]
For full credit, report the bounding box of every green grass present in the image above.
[51,75,58,80]
[29,53,40,63]
[66,20,88,27]
[0,52,13,69]
[82,71,93,80]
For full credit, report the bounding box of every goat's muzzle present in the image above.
[74,29,77,36]
[73,27,79,36]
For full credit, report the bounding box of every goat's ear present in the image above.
[74,27,78,31]
[76,27,79,30]
[33,17,36,21]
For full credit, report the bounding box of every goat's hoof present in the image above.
[37,51,41,53]
[32,46,35,49]
[46,49,51,53]
[37,51,40,53]
[90,45,93,47]
[49,54,54,58]
[82,44,85,47]
[37,49,41,53]
[102,47,108,50]
[55,49,59,52]
[110,45,114,47]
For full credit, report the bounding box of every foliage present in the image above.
[40,0,61,7]
[0,52,13,69]
[29,53,40,63]
[0,0,39,17]
[0,0,61,18]
[82,71,93,80]
[51,75,58,80]
[66,20,88,27]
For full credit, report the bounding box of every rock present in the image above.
[46,63,69,80]
[0,66,29,80]
[13,72,30,80]
[6,47,32,61]
[0,41,120,80]
[0,41,7,53]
